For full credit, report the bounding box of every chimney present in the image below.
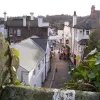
[73,11,77,26]
[3,11,7,21]
[38,16,43,27]
[23,15,26,26]
[91,5,95,17]
[30,12,34,20]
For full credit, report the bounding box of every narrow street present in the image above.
[43,43,71,88]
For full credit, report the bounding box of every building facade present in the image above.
[11,38,50,87]
[64,5,100,66]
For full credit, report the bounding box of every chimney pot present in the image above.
[74,11,76,16]
[73,11,77,26]
[30,12,34,20]
[91,5,95,17]
[3,11,7,21]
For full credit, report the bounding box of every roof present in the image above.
[31,38,47,52]
[78,39,89,45]
[11,38,45,71]
[6,18,38,27]
[74,10,100,29]
[68,16,88,28]
[5,16,49,27]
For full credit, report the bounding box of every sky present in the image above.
[0,0,100,17]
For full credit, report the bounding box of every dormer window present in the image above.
[86,30,89,35]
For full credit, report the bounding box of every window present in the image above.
[42,59,44,63]
[78,45,82,52]
[80,30,84,35]
[80,31,82,33]
[66,39,69,44]
[9,28,13,37]
[17,29,21,36]
[38,64,40,70]
[33,70,36,75]
[83,29,85,35]
[14,30,16,34]
[86,30,89,35]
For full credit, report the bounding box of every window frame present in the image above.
[86,30,89,35]
[9,28,13,36]
[17,29,21,36]
[14,30,16,34]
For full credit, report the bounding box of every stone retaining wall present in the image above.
[0,86,100,100]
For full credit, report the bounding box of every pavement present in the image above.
[43,46,71,89]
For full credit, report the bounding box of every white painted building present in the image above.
[11,38,50,87]
[57,30,63,43]
[63,5,100,66]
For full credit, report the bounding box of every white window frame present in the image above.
[14,30,16,34]
[86,30,89,35]
[17,29,21,36]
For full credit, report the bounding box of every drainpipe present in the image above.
[45,53,47,80]
[7,28,10,44]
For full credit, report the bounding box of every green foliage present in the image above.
[25,84,31,86]
[87,29,100,51]
[75,56,80,60]
[0,33,19,85]
[65,43,100,92]
[14,80,23,86]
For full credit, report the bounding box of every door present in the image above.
[22,72,28,84]
[41,73,44,85]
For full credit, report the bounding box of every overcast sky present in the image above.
[0,0,100,17]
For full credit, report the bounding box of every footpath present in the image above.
[43,50,71,88]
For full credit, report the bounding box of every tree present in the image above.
[0,33,19,85]
[88,29,100,50]
[84,29,100,57]
[64,44,100,92]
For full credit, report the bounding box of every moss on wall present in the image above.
[0,86,54,100]
[0,86,100,100]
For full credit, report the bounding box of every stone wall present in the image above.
[0,86,100,100]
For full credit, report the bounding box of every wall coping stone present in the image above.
[0,86,100,100]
